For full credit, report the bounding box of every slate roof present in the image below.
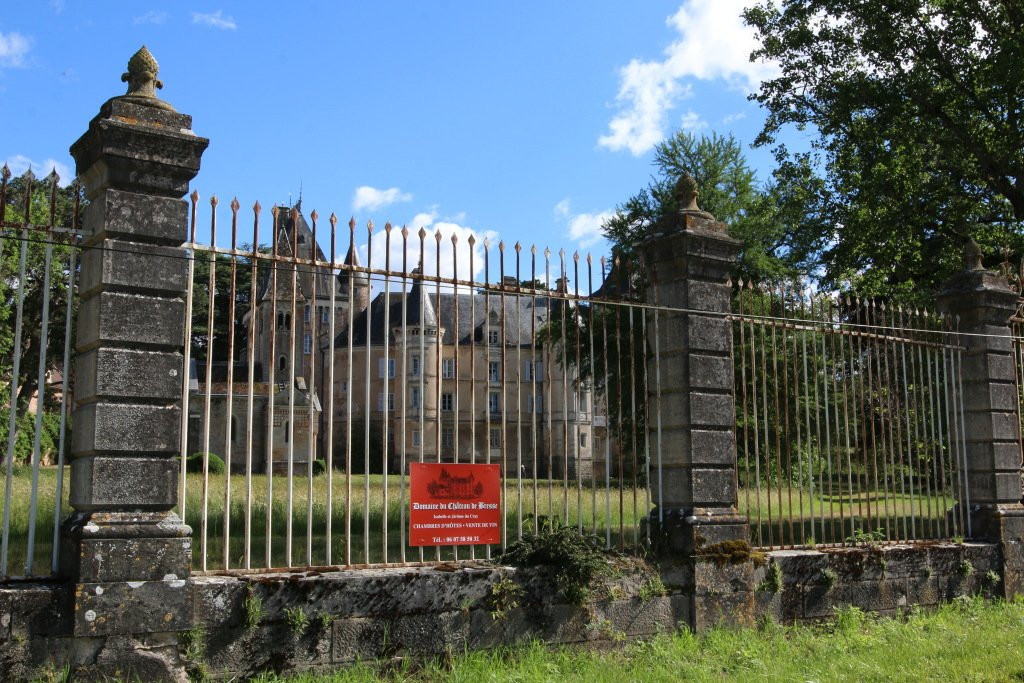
[338,286,557,348]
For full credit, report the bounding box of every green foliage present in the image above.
[187,452,226,475]
[285,607,309,636]
[311,459,327,476]
[499,519,612,604]
[821,568,839,589]
[315,610,335,630]
[757,562,783,593]
[244,591,264,630]
[845,527,886,547]
[745,0,1024,295]
[1,172,82,419]
[0,409,64,466]
[486,578,524,620]
[637,575,667,601]
[985,570,1001,587]
[180,626,207,662]
[959,559,975,578]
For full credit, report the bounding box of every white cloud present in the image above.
[680,109,708,131]
[0,31,30,68]
[352,186,413,212]
[722,111,747,125]
[350,211,499,289]
[599,0,779,156]
[3,154,72,186]
[135,11,169,25]
[191,10,237,30]
[553,199,613,250]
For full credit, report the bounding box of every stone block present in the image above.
[962,411,1019,442]
[67,536,190,584]
[965,471,1022,505]
[905,576,940,606]
[74,348,184,403]
[878,545,932,578]
[71,403,180,456]
[691,393,734,428]
[332,616,389,662]
[687,317,733,354]
[393,610,468,654]
[803,579,903,619]
[76,291,185,352]
[192,578,247,629]
[688,354,732,390]
[82,189,189,244]
[599,596,675,637]
[3,585,72,638]
[692,590,754,632]
[683,280,732,313]
[72,579,191,636]
[78,239,188,297]
[70,456,179,509]
[650,467,737,508]
[770,550,827,586]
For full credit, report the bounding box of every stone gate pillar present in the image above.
[639,176,748,555]
[937,240,1024,597]
[62,47,208,636]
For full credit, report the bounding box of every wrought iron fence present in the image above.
[0,166,81,579]
[180,196,656,572]
[733,281,969,549]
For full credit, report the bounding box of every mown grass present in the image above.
[250,598,1024,683]
[1,466,958,573]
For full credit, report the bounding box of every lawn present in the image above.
[249,598,1024,683]
[0,466,958,574]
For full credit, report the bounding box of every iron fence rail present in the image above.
[0,166,80,579]
[734,281,969,549]
[180,196,657,572]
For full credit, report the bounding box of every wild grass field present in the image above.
[2,466,957,574]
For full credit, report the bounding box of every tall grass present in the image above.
[250,597,1024,683]
[0,467,957,575]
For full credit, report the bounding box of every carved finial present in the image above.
[348,216,356,230]
[119,46,174,111]
[964,237,985,271]
[675,174,700,211]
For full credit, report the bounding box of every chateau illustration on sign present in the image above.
[409,463,501,546]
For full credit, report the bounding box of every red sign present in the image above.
[409,463,501,546]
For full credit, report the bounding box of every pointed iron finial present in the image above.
[230,197,240,212]
[253,200,261,215]
[1,164,10,181]
[210,195,219,208]
[483,237,490,249]
[329,212,337,227]
[451,233,458,245]
[367,220,375,233]
[467,234,476,246]
[964,237,985,271]
[385,220,392,232]
[310,209,318,223]
[22,167,35,183]
[418,227,427,240]
[348,216,356,230]
[514,241,522,253]
[499,240,505,252]
[47,167,60,186]
[401,225,409,239]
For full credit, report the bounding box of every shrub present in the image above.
[499,519,612,604]
[311,459,326,476]
[187,452,225,475]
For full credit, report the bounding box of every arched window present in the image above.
[230,416,237,444]
[279,356,286,372]
[284,422,289,444]
[285,313,291,330]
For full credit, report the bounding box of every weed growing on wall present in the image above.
[499,519,612,604]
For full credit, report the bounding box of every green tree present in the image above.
[745,0,1024,295]
[1,169,82,420]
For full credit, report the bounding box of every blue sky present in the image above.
[1,1,791,284]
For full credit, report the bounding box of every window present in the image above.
[377,392,395,411]
[411,387,421,409]
[412,431,421,447]
[441,393,454,412]
[304,305,311,324]
[489,428,501,448]
[579,392,588,412]
[579,432,587,448]
[411,355,421,377]
[526,393,543,414]
[277,312,284,329]
[489,392,500,415]
[524,360,544,381]
[230,416,237,444]
[285,313,291,330]
[488,329,500,345]
[442,358,455,379]
[378,358,396,379]
[321,306,330,324]
[488,361,500,383]
[284,421,289,443]
[278,356,286,372]
[442,428,454,448]
[303,334,312,354]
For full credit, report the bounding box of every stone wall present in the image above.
[0,541,1005,680]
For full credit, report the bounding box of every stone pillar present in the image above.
[937,240,1024,597]
[640,176,748,555]
[62,47,209,636]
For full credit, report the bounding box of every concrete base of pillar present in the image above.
[61,511,193,636]
[962,503,1024,598]
[647,506,750,556]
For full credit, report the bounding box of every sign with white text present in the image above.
[409,463,501,546]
